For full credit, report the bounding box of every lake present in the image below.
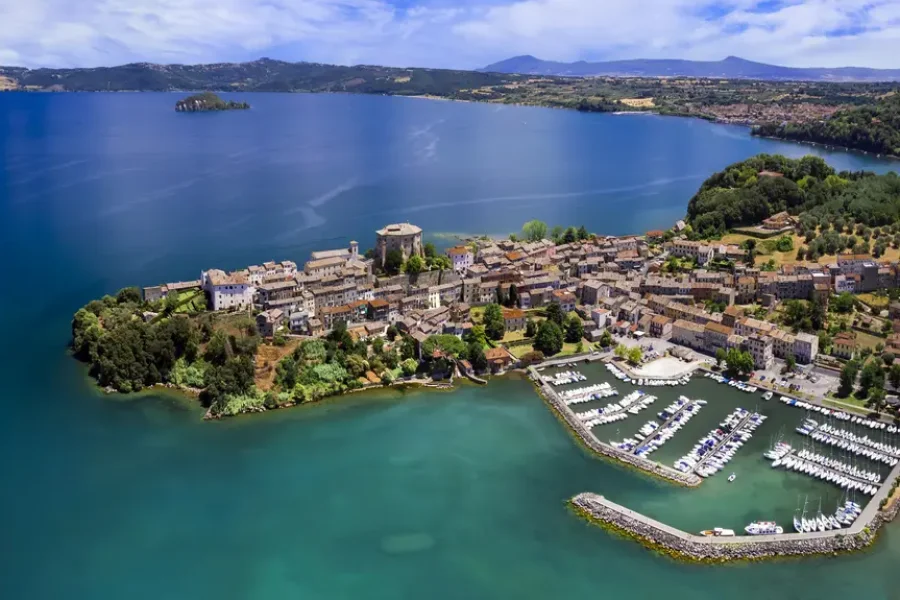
[1,92,899,599]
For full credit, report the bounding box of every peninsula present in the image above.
[175,92,250,112]
[71,153,900,419]
[70,152,900,560]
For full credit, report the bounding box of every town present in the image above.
[138,215,900,411]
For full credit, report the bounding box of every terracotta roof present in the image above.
[485,347,512,361]
[705,322,734,336]
[502,308,526,319]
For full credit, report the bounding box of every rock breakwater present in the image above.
[571,492,899,562]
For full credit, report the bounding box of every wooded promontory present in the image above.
[175,92,249,112]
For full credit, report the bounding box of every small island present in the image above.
[175,92,250,112]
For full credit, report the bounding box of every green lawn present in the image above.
[174,290,207,314]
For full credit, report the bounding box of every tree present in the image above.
[626,346,642,365]
[577,225,589,241]
[858,359,885,398]
[565,315,584,343]
[743,239,757,266]
[550,225,564,243]
[468,342,487,373]
[545,302,565,325]
[599,330,614,348]
[424,242,437,258]
[430,255,451,271]
[400,358,419,376]
[464,324,487,347]
[533,320,564,356]
[784,354,796,374]
[522,220,548,242]
[889,363,900,389]
[563,227,577,244]
[405,254,425,275]
[725,348,754,376]
[715,347,726,368]
[422,334,467,359]
[614,344,628,359]
[525,319,537,338]
[384,249,404,275]
[868,387,886,411]
[883,352,895,367]
[832,292,855,314]
[116,287,142,305]
[483,304,506,341]
[507,284,519,308]
[838,361,859,397]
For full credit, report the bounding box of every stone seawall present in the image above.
[572,492,900,562]
[529,366,701,488]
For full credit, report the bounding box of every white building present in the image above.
[201,269,254,311]
[591,307,610,329]
[447,245,474,273]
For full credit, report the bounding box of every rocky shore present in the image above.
[571,492,900,562]
[528,365,702,488]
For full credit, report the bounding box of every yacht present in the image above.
[744,521,783,535]
[727,472,736,482]
[762,391,773,401]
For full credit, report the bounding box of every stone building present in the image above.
[376,223,423,268]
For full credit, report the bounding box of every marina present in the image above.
[537,358,900,536]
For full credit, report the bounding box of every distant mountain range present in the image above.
[480,55,900,82]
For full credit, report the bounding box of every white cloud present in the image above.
[0,0,899,69]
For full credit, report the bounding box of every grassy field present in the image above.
[854,330,885,352]
[721,231,900,269]
[857,293,890,311]
[173,290,207,314]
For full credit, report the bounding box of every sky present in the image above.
[1,0,900,69]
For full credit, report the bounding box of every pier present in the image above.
[692,412,754,473]
[630,398,700,456]
[775,449,880,491]
[808,423,900,461]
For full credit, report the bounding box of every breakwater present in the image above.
[528,365,702,487]
[571,474,900,562]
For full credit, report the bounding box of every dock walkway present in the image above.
[692,413,753,472]
[809,423,900,460]
[776,449,878,490]
[630,399,698,456]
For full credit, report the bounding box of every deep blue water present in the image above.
[1,92,899,599]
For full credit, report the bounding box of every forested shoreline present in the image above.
[685,154,900,239]
[752,94,900,158]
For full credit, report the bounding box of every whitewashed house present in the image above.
[201,269,254,311]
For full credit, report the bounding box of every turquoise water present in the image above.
[2,92,900,598]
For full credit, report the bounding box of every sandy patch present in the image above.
[620,97,655,108]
